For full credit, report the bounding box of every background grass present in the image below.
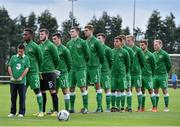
[0,84,180,126]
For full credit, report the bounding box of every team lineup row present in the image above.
[7,25,172,118]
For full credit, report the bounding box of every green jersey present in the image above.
[101,44,113,73]
[8,54,30,84]
[67,37,90,70]
[130,45,145,76]
[111,47,130,77]
[86,36,104,69]
[153,49,172,75]
[56,44,72,74]
[39,39,59,73]
[24,40,43,74]
[142,50,156,76]
[123,45,134,70]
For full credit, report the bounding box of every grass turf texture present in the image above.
[0,84,180,126]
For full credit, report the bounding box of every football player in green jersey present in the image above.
[140,40,157,112]
[126,35,145,112]
[23,28,44,117]
[111,36,130,112]
[84,25,104,112]
[52,33,72,111]
[153,40,172,112]
[120,35,134,112]
[97,33,113,112]
[67,27,90,114]
[39,28,60,116]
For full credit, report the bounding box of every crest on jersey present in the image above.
[16,63,21,70]
[29,48,33,52]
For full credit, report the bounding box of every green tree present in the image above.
[174,25,180,53]
[162,13,176,53]
[27,12,37,32]
[38,9,58,38]
[145,10,163,51]
[0,7,14,74]
[61,12,80,45]
[122,26,130,35]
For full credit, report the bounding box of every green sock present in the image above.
[96,92,102,109]
[150,93,156,107]
[82,93,88,109]
[121,93,125,109]
[155,94,159,107]
[106,94,111,110]
[64,94,70,111]
[127,94,132,109]
[70,93,76,110]
[111,93,116,107]
[116,94,121,109]
[164,94,169,108]
[137,93,142,108]
[37,95,43,112]
[142,94,146,108]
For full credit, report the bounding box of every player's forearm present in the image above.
[20,68,29,79]
[8,66,13,76]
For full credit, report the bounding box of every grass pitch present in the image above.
[0,84,180,126]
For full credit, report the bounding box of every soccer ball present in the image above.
[57,110,69,121]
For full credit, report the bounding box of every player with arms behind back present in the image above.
[140,39,157,112]
[97,33,113,112]
[153,40,172,112]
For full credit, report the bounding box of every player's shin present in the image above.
[36,92,43,112]
[70,92,76,111]
[137,91,142,110]
[164,93,169,108]
[155,94,159,107]
[150,92,156,108]
[106,91,111,110]
[64,94,70,111]
[116,92,121,110]
[51,92,58,112]
[82,90,88,109]
[121,92,126,109]
[126,91,132,110]
[111,92,116,108]
[142,94,146,108]
[42,92,47,112]
[96,89,102,110]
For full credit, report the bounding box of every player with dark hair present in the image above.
[8,44,30,117]
[140,39,157,112]
[23,28,44,117]
[111,36,130,112]
[97,33,113,112]
[39,28,60,116]
[52,32,72,111]
[67,26,90,114]
[84,25,104,112]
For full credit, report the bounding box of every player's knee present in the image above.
[81,90,88,96]
[126,91,132,96]
[64,94,70,100]
[106,91,111,96]
[33,88,41,95]
[96,89,102,94]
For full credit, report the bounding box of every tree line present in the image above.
[0,6,180,75]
